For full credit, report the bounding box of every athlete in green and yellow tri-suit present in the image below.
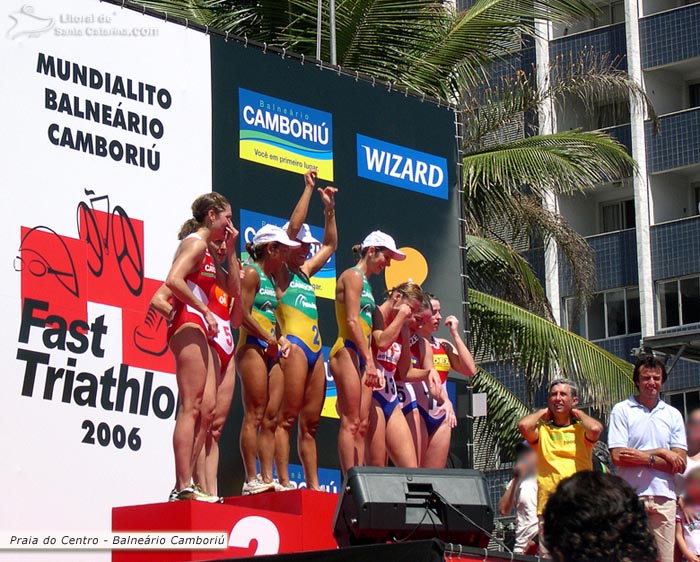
[274,169,338,491]
[277,268,323,367]
[236,224,300,496]
[328,229,407,474]
[330,267,375,370]
[238,262,277,349]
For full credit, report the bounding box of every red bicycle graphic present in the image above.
[76,188,145,297]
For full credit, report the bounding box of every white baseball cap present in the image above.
[252,224,301,247]
[361,230,406,261]
[282,222,320,245]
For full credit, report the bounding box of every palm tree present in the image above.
[132,0,647,460]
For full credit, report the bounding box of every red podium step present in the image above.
[112,489,339,561]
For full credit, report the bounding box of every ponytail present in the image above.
[352,244,365,263]
[245,241,260,262]
[178,218,200,240]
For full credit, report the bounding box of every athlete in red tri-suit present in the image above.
[155,193,241,502]
[410,295,477,469]
[151,235,242,501]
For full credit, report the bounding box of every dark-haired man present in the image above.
[609,356,687,562]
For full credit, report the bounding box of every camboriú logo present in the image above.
[239,88,334,180]
[356,134,448,200]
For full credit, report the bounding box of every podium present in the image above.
[111,489,338,561]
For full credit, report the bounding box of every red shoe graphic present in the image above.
[133,307,168,356]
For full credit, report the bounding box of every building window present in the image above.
[563,287,641,340]
[657,276,700,329]
[690,83,700,110]
[592,0,625,27]
[666,389,700,420]
[600,199,635,233]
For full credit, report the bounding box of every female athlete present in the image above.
[163,193,241,501]
[237,224,298,495]
[274,170,337,490]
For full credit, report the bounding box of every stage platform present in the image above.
[113,490,536,562]
[112,489,338,561]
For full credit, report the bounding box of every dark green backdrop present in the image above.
[209,36,465,495]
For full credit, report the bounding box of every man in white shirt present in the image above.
[498,441,538,555]
[608,355,688,562]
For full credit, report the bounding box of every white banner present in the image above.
[0,1,211,560]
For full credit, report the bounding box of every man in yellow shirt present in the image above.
[518,379,603,516]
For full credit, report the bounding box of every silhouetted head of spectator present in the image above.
[543,471,657,562]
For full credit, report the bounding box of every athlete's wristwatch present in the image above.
[649,454,655,467]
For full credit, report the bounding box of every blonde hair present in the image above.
[387,281,424,303]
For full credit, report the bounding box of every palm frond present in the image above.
[400,0,602,98]
[463,130,634,210]
[466,234,551,316]
[464,50,658,148]
[130,0,259,35]
[469,289,635,418]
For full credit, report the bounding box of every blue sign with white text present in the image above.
[356,134,448,199]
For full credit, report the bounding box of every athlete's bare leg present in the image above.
[170,325,216,491]
[237,345,270,483]
[423,421,451,469]
[259,362,284,484]
[331,348,372,474]
[386,407,418,468]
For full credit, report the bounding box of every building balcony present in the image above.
[601,123,632,154]
[640,3,700,69]
[549,23,627,71]
[650,215,700,280]
[559,228,638,296]
[646,107,700,173]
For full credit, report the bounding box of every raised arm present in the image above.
[498,479,520,517]
[518,408,549,444]
[373,305,412,351]
[442,315,477,377]
[165,237,217,337]
[286,170,316,241]
[302,186,338,278]
[572,409,603,443]
[214,225,242,299]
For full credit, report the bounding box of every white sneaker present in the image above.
[242,476,275,496]
[192,483,223,503]
[273,479,296,492]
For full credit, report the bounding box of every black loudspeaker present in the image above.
[333,467,494,548]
